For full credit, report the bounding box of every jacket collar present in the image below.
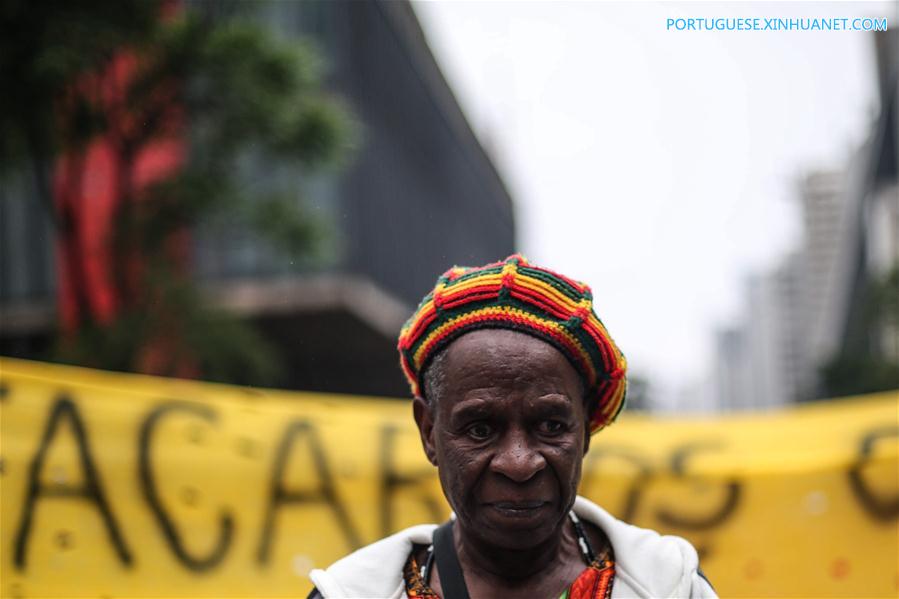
[310,496,700,598]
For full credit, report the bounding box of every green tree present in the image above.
[1,0,355,384]
[821,264,899,397]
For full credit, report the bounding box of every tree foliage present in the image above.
[1,0,355,384]
[821,264,899,397]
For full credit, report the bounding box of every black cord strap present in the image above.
[569,511,597,563]
[432,520,471,599]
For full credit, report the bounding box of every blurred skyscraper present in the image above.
[798,169,853,393]
[0,1,516,397]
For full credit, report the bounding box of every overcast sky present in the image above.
[412,0,895,408]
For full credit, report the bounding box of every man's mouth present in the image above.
[493,500,545,509]
[488,500,549,517]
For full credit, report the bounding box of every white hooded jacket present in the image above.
[309,496,718,598]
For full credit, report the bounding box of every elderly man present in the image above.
[309,255,716,599]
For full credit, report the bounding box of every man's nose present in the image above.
[489,429,546,483]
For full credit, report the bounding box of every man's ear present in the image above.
[413,396,438,466]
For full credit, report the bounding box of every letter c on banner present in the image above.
[139,401,234,571]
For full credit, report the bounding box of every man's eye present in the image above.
[466,423,493,440]
[538,420,565,435]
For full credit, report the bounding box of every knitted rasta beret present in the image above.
[397,254,627,433]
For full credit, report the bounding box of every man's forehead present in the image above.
[450,391,577,410]
[440,329,584,390]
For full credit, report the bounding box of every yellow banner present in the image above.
[1,357,896,598]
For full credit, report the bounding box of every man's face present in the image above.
[413,329,590,550]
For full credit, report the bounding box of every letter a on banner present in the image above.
[13,395,133,569]
[256,419,362,564]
